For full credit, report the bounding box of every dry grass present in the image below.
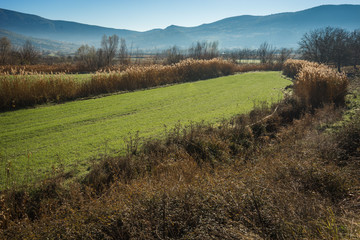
[83,58,237,95]
[1,93,359,239]
[294,64,348,108]
[283,59,349,108]
[0,64,81,74]
[0,71,79,110]
[282,59,319,78]
[0,59,283,111]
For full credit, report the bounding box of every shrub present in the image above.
[294,64,348,108]
[282,59,319,78]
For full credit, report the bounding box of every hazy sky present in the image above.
[1,0,360,31]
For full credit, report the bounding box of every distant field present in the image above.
[237,59,261,64]
[0,71,291,186]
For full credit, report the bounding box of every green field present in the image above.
[0,71,291,186]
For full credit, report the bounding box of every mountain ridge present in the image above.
[0,4,359,52]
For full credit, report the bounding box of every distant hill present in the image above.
[0,4,359,52]
[0,29,79,53]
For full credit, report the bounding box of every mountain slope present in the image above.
[0,29,79,53]
[0,8,139,46]
[0,4,359,51]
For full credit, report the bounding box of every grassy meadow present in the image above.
[0,71,290,186]
[1,60,359,239]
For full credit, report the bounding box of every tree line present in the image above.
[299,27,360,71]
[0,38,40,65]
[74,35,131,70]
[1,26,359,72]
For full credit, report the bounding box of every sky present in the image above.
[1,0,360,32]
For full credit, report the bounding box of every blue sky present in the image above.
[1,0,360,31]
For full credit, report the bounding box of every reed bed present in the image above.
[0,64,81,74]
[0,59,280,111]
[282,59,319,78]
[283,59,349,108]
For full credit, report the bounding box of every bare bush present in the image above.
[75,44,98,70]
[258,42,276,64]
[164,45,184,65]
[188,41,219,60]
[18,40,39,65]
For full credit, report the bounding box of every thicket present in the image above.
[283,59,349,108]
[299,27,360,72]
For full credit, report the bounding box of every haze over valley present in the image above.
[0,4,359,52]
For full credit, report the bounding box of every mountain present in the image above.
[0,29,79,53]
[0,4,359,52]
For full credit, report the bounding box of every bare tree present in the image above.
[164,45,184,64]
[189,41,203,59]
[349,29,360,69]
[188,41,219,60]
[119,38,130,65]
[278,48,293,64]
[101,34,119,66]
[0,37,12,65]
[258,42,276,64]
[299,27,350,71]
[19,40,39,65]
[208,41,219,59]
[133,47,144,64]
[332,28,350,72]
[75,44,98,70]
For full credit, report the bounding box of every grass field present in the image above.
[0,71,291,186]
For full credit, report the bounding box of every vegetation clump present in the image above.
[282,59,318,78]
[283,59,349,108]
[294,64,348,108]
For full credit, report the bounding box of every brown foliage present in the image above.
[283,59,349,108]
[0,64,80,74]
[282,59,319,78]
[0,59,282,111]
[1,96,359,239]
[1,60,358,239]
[294,64,348,108]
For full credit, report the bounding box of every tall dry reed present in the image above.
[1,59,285,111]
[294,64,348,107]
[0,64,80,74]
[283,59,348,108]
[282,59,320,78]
[0,59,238,111]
